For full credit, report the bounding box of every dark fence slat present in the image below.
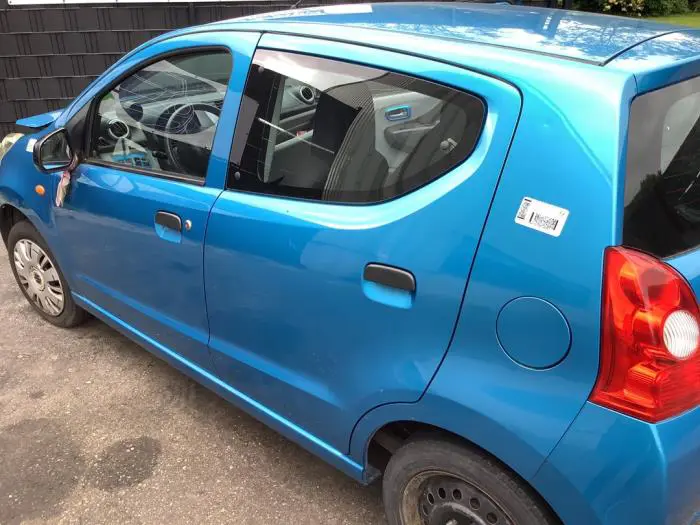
[0,0,327,136]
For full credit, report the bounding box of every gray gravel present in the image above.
[0,250,386,525]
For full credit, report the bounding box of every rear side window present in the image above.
[228,50,485,204]
[624,76,700,257]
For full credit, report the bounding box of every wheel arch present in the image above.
[352,398,547,478]
[352,403,565,525]
[0,199,48,247]
[0,203,29,246]
[0,195,74,291]
[0,204,29,246]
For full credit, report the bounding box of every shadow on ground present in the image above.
[0,252,385,525]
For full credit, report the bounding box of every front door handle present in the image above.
[155,211,182,232]
[155,211,182,244]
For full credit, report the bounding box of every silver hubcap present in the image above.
[13,239,64,317]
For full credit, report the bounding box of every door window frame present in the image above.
[82,45,233,187]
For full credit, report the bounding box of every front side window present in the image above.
[228,50,485,203]
[89,51,232,180]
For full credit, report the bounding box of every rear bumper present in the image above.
[533,402,700,525]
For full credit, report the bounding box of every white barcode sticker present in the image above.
[514,197,569,237]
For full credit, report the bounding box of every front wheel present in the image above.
[8,220,86,328]
[383,437,559,525]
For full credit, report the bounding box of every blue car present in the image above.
[1,3,699,524]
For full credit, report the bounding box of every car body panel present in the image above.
[204,33,522,454]
[349,57,636,481]
[215,3,680,65]
[16,110,63,130]
[200,17,641,117]
[45,31,260,369]
[0,133,58,245]
[349,392,551,483]
[607,29,700,94]
[668,249,700,302]
[57,165,221,368]
[72,291,366,481]
[0,7,699,525]
[533,403,700,525]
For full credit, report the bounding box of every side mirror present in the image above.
[33,128,75,173]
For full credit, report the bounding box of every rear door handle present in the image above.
[155,211,182,232]
[364,263,416,292]
[385,105,411,121]
[155,211,182,244]
[362,263,416,309]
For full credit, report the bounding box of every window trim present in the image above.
[225,49,487,206]
[82,45,232,185]
[85,159,207,186]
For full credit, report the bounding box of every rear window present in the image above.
[624,75,700,257]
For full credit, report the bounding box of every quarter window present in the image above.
[89,51,232,180]
[228,51,485,203]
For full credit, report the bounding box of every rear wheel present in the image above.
[383,437,558,525]
[8,221,86,328]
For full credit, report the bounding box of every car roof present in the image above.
[211,2,682,65]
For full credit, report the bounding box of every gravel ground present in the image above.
[0,250,386,525]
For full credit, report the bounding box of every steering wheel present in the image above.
[164,103,221,175]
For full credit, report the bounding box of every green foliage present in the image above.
[644,0,688,15]
[576,0,688,16]
[601,0,645,15]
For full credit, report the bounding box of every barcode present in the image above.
[514,196,568,236]
[529,212,559,231]
[516,198,531,220]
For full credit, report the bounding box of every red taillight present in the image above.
[590,246,700,422]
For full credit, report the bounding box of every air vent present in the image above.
[107,119,129,140]
[298,86,315,104]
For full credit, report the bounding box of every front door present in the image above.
[54,45,242,368]
[204,37,522,451]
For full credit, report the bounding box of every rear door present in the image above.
[204,35,521,451]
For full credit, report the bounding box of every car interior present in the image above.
[230,53,484,203]
[89,49,483,203]
[90,52,232,179]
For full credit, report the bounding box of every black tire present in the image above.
[383,436,559,525]
[7,220,87,328]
